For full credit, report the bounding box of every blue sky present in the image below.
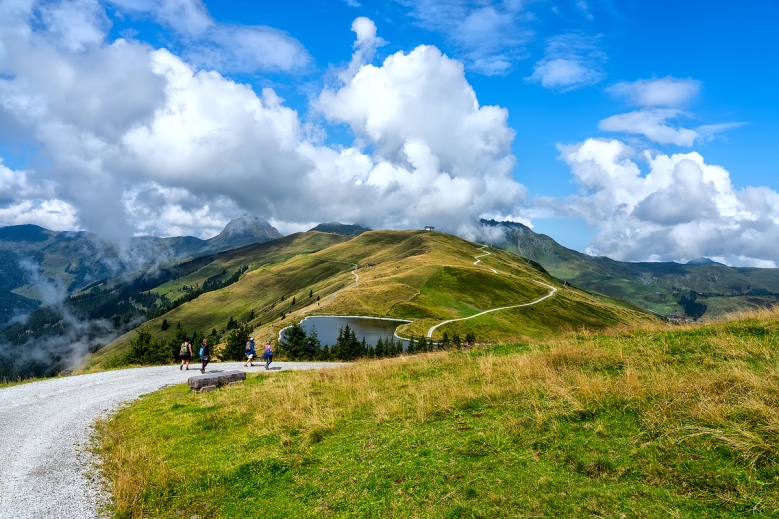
[0,0,778,266]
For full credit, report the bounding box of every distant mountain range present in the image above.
[309,222,371,236]
[481,219,779,319]
[0,217,281,325]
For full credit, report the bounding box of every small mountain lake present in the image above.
[282,316,410,347]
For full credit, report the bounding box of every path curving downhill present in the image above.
[426,244,558,338]
[0,361,346,519]
[426,281,557,338]
[323,263,359,305]
[473,245,497,273]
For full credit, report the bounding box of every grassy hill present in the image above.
[483,219,779,319]
[82,231,351,370]
[97,308,779,518]
[84,230,654,371]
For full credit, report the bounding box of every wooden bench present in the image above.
[188,370,246,392]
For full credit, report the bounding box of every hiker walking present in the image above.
[262,340,273,370]
[179,338,192,370]
[200,338,210,374]
[245,337,256,367]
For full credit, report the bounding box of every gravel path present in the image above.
[0,361,346,519]
[426,281,557,338]
[426,245,558,338]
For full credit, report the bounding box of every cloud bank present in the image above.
[0,5,526,240]
[552,138,779,267]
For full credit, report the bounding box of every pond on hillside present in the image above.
[281,316,410,348]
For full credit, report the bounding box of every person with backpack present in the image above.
[179,338,192,370]
[200,338,210,374]
[244,337,256,367]
[262,340,273,370]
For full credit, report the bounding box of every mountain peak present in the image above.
[206,216,282,250]
[686,257,725,266]
[0,224,52,243]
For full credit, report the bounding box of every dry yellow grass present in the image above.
[98,307,779,517]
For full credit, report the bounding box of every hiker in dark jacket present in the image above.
[244,337,256,367]
[200,338,210,374]
[262,340,273,370]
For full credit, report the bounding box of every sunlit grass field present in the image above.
[97,308,779,518]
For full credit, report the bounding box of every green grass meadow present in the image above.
[97,308,779,518]
[84,230,654,372]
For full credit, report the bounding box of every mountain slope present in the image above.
[0,218,282,324]
[481,219,779,318]
[86,230,655,370]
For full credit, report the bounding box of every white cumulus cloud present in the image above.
[0,10,527,241]
[552,138,779,266]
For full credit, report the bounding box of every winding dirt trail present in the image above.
[425,245,558,338]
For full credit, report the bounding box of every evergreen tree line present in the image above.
[279,323,477,362]
[123,320,256,366]
[124,323,210,366]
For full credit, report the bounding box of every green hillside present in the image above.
[97,308,779,518]
[84,230,654,371]
[483,219,779,319]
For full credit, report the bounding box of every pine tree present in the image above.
[126,326,153,364]
[452,332,462,348]
[226,315,236,330]
[441,331,450,350]
[375,337,385,358]
[331,326,345,360]
[418,335,428,353]
[465,331,476,347]
[309,289,313,298]
[282,323,308,360]
[250,309,255,320]
[127,326,171,365]
[407,335,416,354]
[291,296,296,306]
[387,337,399,356]
[317,344,331,361]
[317,295,320,301]
[224,325,250,361]
[302,325,321,360]
[161,319,169,331]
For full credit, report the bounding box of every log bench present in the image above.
[188,370,246,392]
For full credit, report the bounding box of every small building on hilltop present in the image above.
[424,226,435,231]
